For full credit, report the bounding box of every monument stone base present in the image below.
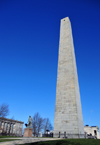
[23,128,33,137]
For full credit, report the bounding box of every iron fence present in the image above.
[53,133,85,138]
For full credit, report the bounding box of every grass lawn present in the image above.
[0,139,19,142]
[19,139,100,145]
[0,136,21,138]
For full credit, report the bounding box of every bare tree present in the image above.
[43,118,53,133]
[10,116,15,120]
[0,103,9,117]
[43,118,50,133]
[49,123,53,131]
[32,112,44,137]
[33,115,37,136]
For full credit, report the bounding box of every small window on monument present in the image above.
[64,20,65,21]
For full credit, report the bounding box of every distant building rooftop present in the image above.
[0,117,24,124]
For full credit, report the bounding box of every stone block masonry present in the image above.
[54,17,84,138]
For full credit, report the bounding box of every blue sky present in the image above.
[0,0,100,130]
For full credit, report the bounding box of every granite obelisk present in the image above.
[54,17,84,138]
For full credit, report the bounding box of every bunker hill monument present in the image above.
[54,17,84,138]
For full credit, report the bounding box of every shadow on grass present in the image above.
[0,139,19,142]
[19,139,100,145]
[0,136,21,138]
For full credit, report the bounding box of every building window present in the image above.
[94,130,97,135]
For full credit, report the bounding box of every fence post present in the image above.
[64,132,66,138]
[59,132,60,138]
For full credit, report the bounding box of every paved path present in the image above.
[0,138,62,145]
